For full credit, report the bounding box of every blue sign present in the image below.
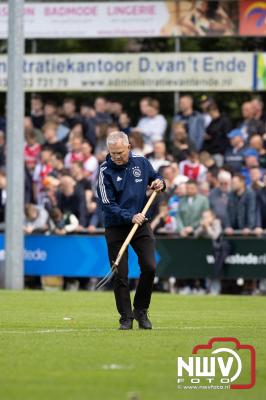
[0,234,145,278]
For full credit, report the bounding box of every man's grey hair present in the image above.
[106,131,129,148]
[218,170,231,183]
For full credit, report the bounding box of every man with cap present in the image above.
[241,148,265,187]
[224,129,246,172]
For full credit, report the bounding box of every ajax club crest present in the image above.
[132,166,141,178]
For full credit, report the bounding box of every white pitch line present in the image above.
[0,328,119,334]
[0,326,249,335]
[37,329,77,333]
[0,328,78,334]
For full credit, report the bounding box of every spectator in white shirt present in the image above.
[81,141,99,184]
[133,99,167,152]
[24,203,49,234]
[146,141,171,171]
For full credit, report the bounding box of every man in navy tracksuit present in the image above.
[97,131,165,330]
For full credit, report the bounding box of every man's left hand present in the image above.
[149,179,164,192]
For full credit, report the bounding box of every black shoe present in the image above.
[133,309,152,329]
[119,318,133,330]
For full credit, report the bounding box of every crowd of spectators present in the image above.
[0,93,265,230]
[0,93,266,292]
[149,95,266,238]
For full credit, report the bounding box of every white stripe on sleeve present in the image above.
[99,167,109,204]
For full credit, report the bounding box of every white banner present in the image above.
[0,53,254,92]
[0,2,171,39]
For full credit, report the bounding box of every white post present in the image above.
[5,0,25,289]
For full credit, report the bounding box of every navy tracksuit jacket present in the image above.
[97,152,164,228]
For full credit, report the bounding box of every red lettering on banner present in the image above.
[0,6,35,17]
[107,5,155,16]
[44,6,97,17]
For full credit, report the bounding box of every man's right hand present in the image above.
[132,213,146,225]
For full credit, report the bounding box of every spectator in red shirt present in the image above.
[65,136,84,169]
[33,145,54,204]
[24,129,41,173]
[179,148,207,182]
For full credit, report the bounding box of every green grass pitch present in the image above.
[0,290,265,400]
